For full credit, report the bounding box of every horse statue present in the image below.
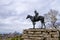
[26,10,46,29]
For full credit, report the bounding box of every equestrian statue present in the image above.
[26,10,46,29]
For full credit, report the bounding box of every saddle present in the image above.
[34,16,39,20]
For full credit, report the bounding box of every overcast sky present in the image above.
[0,0,60,33]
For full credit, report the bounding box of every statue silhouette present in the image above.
[26,10,46,29]
[34,10,39,20]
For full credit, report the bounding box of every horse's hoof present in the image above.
[41,28,43,29]
[33,28,35,29]
[43,28,45,29]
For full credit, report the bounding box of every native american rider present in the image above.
[34,10,39,21]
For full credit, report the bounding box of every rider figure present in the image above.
[34,10,39,20]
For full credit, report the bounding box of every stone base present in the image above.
[22,28,60,40]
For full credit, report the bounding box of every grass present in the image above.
[0,36,23,40]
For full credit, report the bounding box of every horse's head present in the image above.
[26,15,30,19]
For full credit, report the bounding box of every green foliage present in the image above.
[11,36,23,40]
[11,38,15,40]
[0,36,23,40]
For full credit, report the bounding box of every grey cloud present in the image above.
[0,0,60,33]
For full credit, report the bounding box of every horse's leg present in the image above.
[41,23,43,29]
[32,22,35,29]
[43,22,46,29]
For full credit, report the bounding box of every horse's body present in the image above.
[26,15,46,29]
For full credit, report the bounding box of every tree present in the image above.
[44,9,58,28]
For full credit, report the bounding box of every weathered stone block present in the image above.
[22,28,60,40]
[46,38,59,40]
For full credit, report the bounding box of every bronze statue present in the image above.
[34,10,39,20]
[26,10,46,29]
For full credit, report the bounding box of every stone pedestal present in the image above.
[22,28,60,40]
